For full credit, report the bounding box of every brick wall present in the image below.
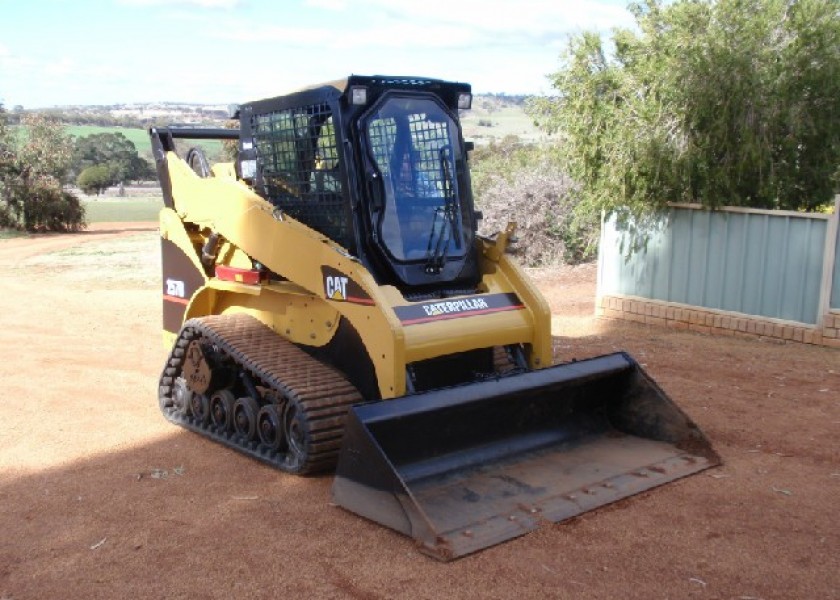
[597,295,840,349]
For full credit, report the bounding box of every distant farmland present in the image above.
[65,125,151,150]
[17,95,543,156]
[459,99,545,144]
[66,125,225,161]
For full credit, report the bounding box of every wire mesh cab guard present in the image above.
[241,98,353,250]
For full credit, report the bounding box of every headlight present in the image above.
[350,86,368,106]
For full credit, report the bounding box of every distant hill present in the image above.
[8,102,229,130]
[18,94,545,152]
[459,95,545,144]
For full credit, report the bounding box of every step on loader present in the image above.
[150,75,719,560]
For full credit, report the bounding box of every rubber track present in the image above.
[158,313,363,474]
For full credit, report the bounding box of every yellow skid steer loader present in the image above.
[150,75,719,560]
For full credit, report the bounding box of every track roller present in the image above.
[258,404,286,451]
[210,389,235,430]
[233,397,260,440]
[190,393,211,424]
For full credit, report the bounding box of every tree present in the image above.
[77,165,113,196]
[0,104,13,176]
[72,132,153,186]
[19,113,75,181]
[0,110,85,232]
[529,0,840,244]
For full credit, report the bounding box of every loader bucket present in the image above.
[332,352,719,560]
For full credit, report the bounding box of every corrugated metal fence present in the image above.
[598,198,840,327]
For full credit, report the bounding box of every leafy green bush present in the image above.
[528,0,840,238]
[77,164,113,195]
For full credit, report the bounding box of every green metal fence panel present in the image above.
[599,207,829,325]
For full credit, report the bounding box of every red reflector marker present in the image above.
[215,264,261,285]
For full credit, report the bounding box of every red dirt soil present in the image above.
[1,224,838,599]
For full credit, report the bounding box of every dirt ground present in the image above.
[0,224,837,600]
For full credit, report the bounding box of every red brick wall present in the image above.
[597,295,840,349]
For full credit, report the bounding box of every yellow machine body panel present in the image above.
[160,150,552,398]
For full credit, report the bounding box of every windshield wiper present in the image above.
[425,207,451,274]
[424,148,457,274]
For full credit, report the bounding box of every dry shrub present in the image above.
[26,179,86,232]
[0,174,85,232]
[477,163,592,266]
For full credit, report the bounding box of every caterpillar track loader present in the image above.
[151,75,719,560]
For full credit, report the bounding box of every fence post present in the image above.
[816,194,840,328]
[595,210,605,313]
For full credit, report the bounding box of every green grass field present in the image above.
[15,124,225,161]
[0,197,162,236]
[82,196,163,223]
[66,125,224,160]
[65,125,151,150]
[460,103,545,144]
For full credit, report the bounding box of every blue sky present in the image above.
[0,0,634,108]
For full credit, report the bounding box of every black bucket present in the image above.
[332,352,720,560]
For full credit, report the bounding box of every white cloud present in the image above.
[216,24,333,45]
[209,0,631,54]
[344,0,631,39]
[0,45,139,107]
[118,0,242,8]
[175,0,629,97]
[216,21,473,50]
[304,0,348,10]
[43,57,77,78]
[2,0,633,105]
[0,45,36,73]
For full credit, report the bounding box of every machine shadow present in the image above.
[0,429,397,599]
